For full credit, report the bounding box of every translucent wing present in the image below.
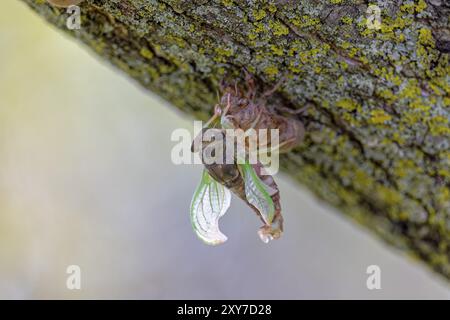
[240,162,275,225]
[190,169,231,245]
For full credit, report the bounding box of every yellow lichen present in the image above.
[213,47,234,63]
[292,15,320,29]
[248,32,257,40]
[400,80,421,99]
[341,16,353,25]
[253,21,266,33]
[377,88,396,103]
[443,97,450,107]
[369,109,392,124]
[400,2,415,14]
[288,62,302,74]
[270,45,284,56]
[376,185,402,205]
[269,20,289,36]
[221,0,233,6]
[264,65,279,78]
[428,116,450,136]
[139,47,154,60]
[252,9,266,21]
[418,28,435,47]
[415,0,427,13]
[336,98,359,111]
[216,47,233,57]
[268,4,277,13]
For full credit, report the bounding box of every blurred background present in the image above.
[0,0,448,299]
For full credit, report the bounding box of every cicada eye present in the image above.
[47,0,84,8]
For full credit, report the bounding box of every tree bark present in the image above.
[20,0,450,280]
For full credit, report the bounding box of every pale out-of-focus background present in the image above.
[0,0,448,299]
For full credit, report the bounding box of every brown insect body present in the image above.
[191,75,305,242]
[192,128,283,240]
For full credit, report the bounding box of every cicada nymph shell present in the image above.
[216,76,305,154]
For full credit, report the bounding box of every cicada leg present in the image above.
[204,100,230,129]
[275,103,311,115]
[206,91,235,130]
[215,88,221,104]
[224,93,232,115]
[248,108,263,130]
[243,68,257,101]
[262,76,286,98]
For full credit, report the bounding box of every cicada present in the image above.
[191,128,282,245]
[190,75,306,245]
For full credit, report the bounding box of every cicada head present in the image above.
[191,128,225,160]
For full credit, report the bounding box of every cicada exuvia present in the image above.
[190,128,282,244]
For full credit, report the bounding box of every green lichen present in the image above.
[369,109,392,124]
[252,9,267,21]
[269,20,289,36]
[336,98,359,111]
[139,47,154,60]
[264,65,279,78]
[221,0,233,6]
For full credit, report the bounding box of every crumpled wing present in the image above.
[240,162,275,225]
[190,169,231,245]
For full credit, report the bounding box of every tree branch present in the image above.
[20,0,450,280]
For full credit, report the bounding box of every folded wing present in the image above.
[240,162,275,226]
[190,169,231,245]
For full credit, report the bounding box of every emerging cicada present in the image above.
[190,74,306,245]
[191,128,282,244]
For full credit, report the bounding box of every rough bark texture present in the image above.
[20,0,449,280]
